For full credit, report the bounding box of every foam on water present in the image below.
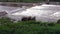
[0,5,24,14]
[0,4,60,22]
[14,4,59,16]
[12,4,60,22]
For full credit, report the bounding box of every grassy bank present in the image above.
[0,0,60,2]
[0,0,43,2]
[0,18,60,34]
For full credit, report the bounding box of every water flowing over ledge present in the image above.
[0,4,60,22]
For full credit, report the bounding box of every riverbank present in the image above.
[0,17,60,34]
[0,2,41,7]
[0,2,60,7]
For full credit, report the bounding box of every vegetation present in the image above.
[0,17,60,34]
[50,0,60,2]
[0,0,44,2]
[0,0,60,2]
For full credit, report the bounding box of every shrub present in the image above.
[57,19,60,23]
[47,23,55,26]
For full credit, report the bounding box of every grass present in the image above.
[0,17,60,34]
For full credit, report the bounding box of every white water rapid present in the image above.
[0,4,60,22]
[12,4,60,22]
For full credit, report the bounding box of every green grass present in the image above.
[0,18,60,34]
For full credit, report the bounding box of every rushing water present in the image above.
[0,4,60,22]
[0,5,25,14]
[11,4,60,22]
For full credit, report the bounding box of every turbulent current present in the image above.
[0,4,60,22]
